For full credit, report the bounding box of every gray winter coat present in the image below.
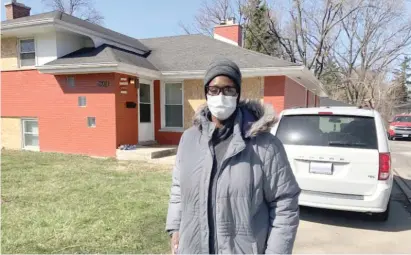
[166,100,301,254]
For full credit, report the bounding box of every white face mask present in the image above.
[207,94,237,120]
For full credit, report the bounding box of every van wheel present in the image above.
[371,203,390,222]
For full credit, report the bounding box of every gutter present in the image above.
[1,17,148,56]
[162,66,305,78]
[1,18,55,30]
[37,62,162,80]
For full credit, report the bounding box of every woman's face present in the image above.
[207,76,238,97]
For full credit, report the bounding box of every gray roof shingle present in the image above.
[140,34,300,72]
[44,44,158,71]
[1,11,150,54]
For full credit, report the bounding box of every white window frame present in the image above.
[161,81,184,131]
[87,117,96,128]
[18,38,36,68]
[67,76,75,87]
[21,118,39,151]
[78,96,87,107]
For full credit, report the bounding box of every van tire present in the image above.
[371,203,390,222]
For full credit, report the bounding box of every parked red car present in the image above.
[388,114,411,140]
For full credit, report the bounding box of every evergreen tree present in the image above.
[392,57,411,103]
[243,0,279,56]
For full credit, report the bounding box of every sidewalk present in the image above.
[394,168,411,204]
[392,150,411,204]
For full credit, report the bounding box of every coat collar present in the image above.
[193,99,278,139]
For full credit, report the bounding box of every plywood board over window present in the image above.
[1,117,22,150]
[1,37,18,70]
[184,79,205,129]
[183,77,264,129]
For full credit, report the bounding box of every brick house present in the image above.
[1,1,326,157]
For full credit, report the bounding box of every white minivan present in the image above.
[271,107,393,221]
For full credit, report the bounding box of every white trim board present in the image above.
[37,63,327,96]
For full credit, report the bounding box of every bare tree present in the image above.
[266,0,364,78]
[179,0,247,35]
[42,0,104,25]
[332,0,411,106]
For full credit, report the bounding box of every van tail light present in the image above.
[378,153,391,180]
[318,111,333,115]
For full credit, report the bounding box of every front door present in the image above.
[138,81,154,143]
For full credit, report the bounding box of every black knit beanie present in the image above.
[204,57,242,99]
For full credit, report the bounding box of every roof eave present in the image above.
[1,18,55,31]
[161,65,327,96]
[1,17,148,56]
[161,66,305,79]
[37,62,161,79]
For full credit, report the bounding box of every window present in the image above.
[87,117,96,128]
[164,83,183,128]
[139,83,151,123]
[22,119,39,149]
[78,96,87,107]
[67,76,75,87]
[276,115,378,149]
[393,116,411,122]
[19,39,35,67]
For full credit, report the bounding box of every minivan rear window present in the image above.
[276,115,378,149]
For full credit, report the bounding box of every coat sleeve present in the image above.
[263,136,301,254]
[165,135,184,234]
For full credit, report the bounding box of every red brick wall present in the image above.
[264,76,286,113]
[284,77,306,109]
[214,25,242,46]
[1,70,117,157]
[307,90,316,107]
[115,74,138,147]
[153,80,182,145]
[5,3,30,20]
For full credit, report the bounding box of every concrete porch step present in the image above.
[116,145,177,161]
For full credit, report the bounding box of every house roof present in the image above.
[140,34,300,72]
[44,44,158,71]
[1,11,150,54]
[319,97,352,107]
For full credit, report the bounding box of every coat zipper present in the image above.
[214,144,245,253]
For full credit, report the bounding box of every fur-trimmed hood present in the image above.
[193,99,278,138]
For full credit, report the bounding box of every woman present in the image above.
[166,58,300,254]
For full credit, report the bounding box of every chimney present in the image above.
[213,17,243,47]
[5,0,31,20]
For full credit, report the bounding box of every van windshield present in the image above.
[276,115,378,149]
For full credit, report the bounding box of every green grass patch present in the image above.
[1,150,172,254]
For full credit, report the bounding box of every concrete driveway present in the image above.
[293,140,411,253]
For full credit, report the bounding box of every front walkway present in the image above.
[116,145,177,163]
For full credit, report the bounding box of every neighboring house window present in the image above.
[67,76,75,87]
[87,117,96,128]
[139,83,151,123]
[78,96,87,107]
[22,119,39,150]
[19,39,35,67]
[164,83,183,128]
